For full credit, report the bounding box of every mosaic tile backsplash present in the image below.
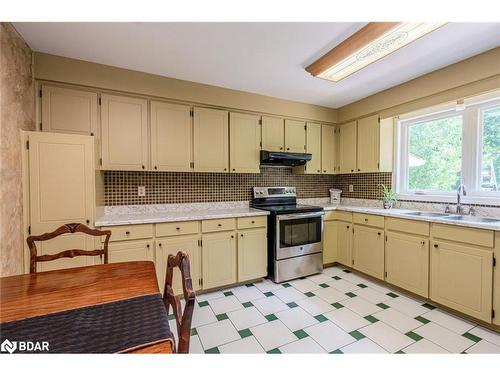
[103,168,393,206]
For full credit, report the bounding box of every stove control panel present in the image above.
[253,187,296,198]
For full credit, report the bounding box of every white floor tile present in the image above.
[359,321,415,353]
[252,295,289,316]
[226,306,267,330]
[360,280,393,294]
[253,279,283,293]
[313,286,350,304]
[403,339,450,354]
[208,295,243,315]
[218,336,265,354]
[288,278,322,293]
[279,337,326,353]
[197,290,225,302]
[384,295,430,317]
[465,340,500,354]
[273,286,308,304]
[324,307,370,332]
[296,296,334,316]
[188,334,205,354]
[468,326,500,346]
[322,266,345,276]
[250,320,297,351]
[340,338,388,353]
[230,285,266,303]
[191,305,218,328]
[414,322,475,353]
[275,307,318,332]
[421,309,475,334]
[307,273,335,284]
[373,308,424,333]
[341,297,382,317]
[304,321,356,352]
[327,279,360,293]
[196,319,241,349]
[354,287,392,304]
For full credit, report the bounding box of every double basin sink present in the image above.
[402,211,499,224]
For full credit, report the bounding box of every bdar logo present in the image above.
[1,339,17,354]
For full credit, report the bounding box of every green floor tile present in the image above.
[267,348,281,354]
[422,302,436,310]
[462,332,482,343]
[414,316,431,324]
[198,301,209,307]
[294,329,309,339]
[364,315,379,323]
[304,291,315,297]
[376,302,389,309]
[386,292,399,298]
[266,314,278,321]
[330,349,343,354]
[333,276,342,280]
[314,314,328,322]
[319,283,329,288]
[239,328,253,338]
[332,302,344,309]
[345,292,356,298]
[191,328,198,336]
[216,313,228,321]
[205,347,220,354]
[223,291,234,296]
[245,283,254,287]
[405,331,423,341]
[264,291,274,297]
[357,283,368,288]
[242,301,254,308]
[349,330,366,340]
[287,302,298,308]
[282,283,292,288]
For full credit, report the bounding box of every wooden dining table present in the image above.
[0,261,173,354]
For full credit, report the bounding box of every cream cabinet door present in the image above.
[202,231,237,289]
[151,101,192,172]
[337,221,353,267]
[41,85,98,136]
[386,232,429,297]
[109,240,154,264]
[285,119,306,152]
[494,232,500,326]
[100,94,148,170]
[156,235,201,294]
[304,122,322,174]
[323,220,338,264]
[193,107,229,172]
[321,125,336,174]
[27,132,96,272]
[229,112,260,173]
[430,240,493,322]
[237,228,267,281]
[339,121,357,173]
[353,225,384,279]
[357,115,379,172]
[261,116,284,151]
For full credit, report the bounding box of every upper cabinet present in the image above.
[339,121,357,173]
[284,119,306,152]
[321,124,337,174]
[261,116,284,151]
[193,107,229,172]
[100,94,148,170]
[229,112,261,173]
[303,122,322,174]
[150,101,192,172]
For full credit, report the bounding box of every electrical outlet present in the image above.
[138,186,146,197]
[348,184,354,192]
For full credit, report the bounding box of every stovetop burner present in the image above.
[251,187,323,215]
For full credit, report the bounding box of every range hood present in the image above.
[260,150,312,166]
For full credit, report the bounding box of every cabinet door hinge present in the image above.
[493,257,496,267]
[200,278,203,286]
[98,97,101,105]
[259,141,262,147]
[39,89,42,98]
[492,309,495,319]
[190,162,194,169]
[99,158,102,166]
[198,239,202,247]
[385,271,387,277]
[377,162,380,170]
[258,118,262,125]
[304,125,307,130]
[352,259,355,265]
[28,226,31,235]
[26,140,29,150]
[385,234,387,242]
[40,122,43,131]
[190,109,194,117]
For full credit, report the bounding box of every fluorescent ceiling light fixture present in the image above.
[306,22,446,82]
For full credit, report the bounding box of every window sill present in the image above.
[396,193,500,206]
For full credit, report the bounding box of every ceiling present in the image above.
[13,22,500,108]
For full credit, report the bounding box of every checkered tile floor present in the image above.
[169,266,500,354]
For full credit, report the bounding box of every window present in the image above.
[396,95,500,204]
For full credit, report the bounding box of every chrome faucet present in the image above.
[456,184,467,214]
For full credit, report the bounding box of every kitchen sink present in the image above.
[403,211,451,218]
[442,215,500,223]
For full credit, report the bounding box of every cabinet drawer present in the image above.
[101,224,153,242]
[353,213,384,228]
[156,221,200,237]
[431,223,494,248]
[385,217,430,236]
[324,211,352,222]
[237,216,267,229]
[202,218,236,233]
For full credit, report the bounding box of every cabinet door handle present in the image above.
[86,219,90,224]
[240,234,244,237]
[231,235,234,239]
[251,220,255,224]
[146,244,150,248]
[279,147,283,150]
[218,223,222,227]
[154,166,157,170]
[223,168,227,171]
[346,225,350,229]
[434,244,438,248]
[377,232,381,236]
[286,147,290,151]
[421,241,426,246]
[232,168,235,171]
[125,231,130,235]
[358,169,360,172]
[158,243,162,247]
[317,170,320,173]
[142,165,145,169]
[176,227,180,230]
[323,170,326,173]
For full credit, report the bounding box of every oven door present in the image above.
[275,212,323,260]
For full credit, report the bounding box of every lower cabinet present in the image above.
[430,240,493,322]
[385,232,429,297]
[353,225,384,280]
[237,228,267,281]
[156,234,201,295]
[202,231,237,289]
[337,221,353,267]
[323,220,338,264]
[108,240,154,263]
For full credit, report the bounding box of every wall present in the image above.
[0,23,35,277]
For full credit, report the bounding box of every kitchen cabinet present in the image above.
[284,119,306,152]
[202,231,237,289]
[150,101,192,172]
[321,124,337,174]
[261,116,284,151]
[323,220,338,264]
[305,122,322,174]
[237,228,267,281]
[337,221,353,267]
[494,232,500,326]
[100,94,148,170]
[356,115,393,173]
[229,112,261,173]
[40,85,98,136]
[430,240,493,322]
[156,234,201,294]
[339,120,357,173]
[193,107,229,172]
[108,239,154,263]
[385,232,429,297]
[353,225,384,279]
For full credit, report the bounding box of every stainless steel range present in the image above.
[251,187,324,283]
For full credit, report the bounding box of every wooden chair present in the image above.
[27,223,111,273]
[162,251,196,354]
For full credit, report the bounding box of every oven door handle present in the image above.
[276,212,324,221]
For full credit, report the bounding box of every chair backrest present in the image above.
[162,251,195,354]
[27,223,111,274]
